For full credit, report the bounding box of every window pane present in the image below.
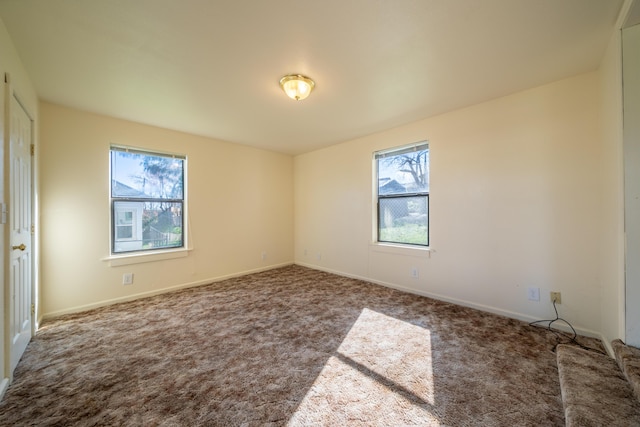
[116,225,133,239]
[378,148,429,195]
[141,201,183,250]
[113,200,183,253]
[111,150,184,199]
[379,195,428,246]
[111,146,186,255]
[116,211,133,225]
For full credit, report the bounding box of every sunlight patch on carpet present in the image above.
[288,308,439,426]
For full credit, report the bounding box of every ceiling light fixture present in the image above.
[279,74,315,101]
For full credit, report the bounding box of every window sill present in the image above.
[103,248,192,267]
[369,242,431,258]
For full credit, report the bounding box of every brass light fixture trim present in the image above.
[279,74,315,101]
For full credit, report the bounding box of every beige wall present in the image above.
[10,7,633,353]
[39,102,294,316]
[295,72,609,336]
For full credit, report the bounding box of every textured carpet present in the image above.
[556,343,640,426]
[0,265,603,426]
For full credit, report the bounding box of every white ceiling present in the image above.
[0,0,625,155]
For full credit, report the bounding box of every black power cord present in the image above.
[529,298,605,354]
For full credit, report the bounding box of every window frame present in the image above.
[109,145,187,255]
[374,142,429,247]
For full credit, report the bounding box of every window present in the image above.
[375,142,429,246]
[110,146,186,254]
[115,210,134,240]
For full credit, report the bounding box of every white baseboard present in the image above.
[42,262,293,321]
[602,339,615,357]
[0,377,9,402]
[41,260,611,354]
[294,262,605,342]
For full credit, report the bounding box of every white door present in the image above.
[8,92,32,375]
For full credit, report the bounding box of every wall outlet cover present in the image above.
[123,273,134,285]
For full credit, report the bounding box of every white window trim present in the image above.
[102,247,192,267]
[369,242,431,257]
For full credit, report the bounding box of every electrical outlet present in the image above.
[122,273,134,285]
[411,267,419,279]
[550,291,561,304]
[527,287,540,301]
[261,251,267,261]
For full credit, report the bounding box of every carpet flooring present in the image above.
[0,265,603,426]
